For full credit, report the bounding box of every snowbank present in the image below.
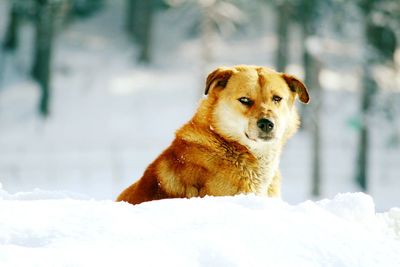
[0,187,399,267]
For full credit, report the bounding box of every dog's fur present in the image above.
[117,65,309,204]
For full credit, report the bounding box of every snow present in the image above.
[0,0,399,227]
[0,188,399,267]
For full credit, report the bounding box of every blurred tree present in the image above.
[198,0,216,71]
[355,0,398,190]
[31,0,63,117]
[197,0,246,96]
[126,0,137,36]
[274,0,292,72]
[30,0,104,117]
[126,0,156,63]
[3,0,21,50]
[71,0,104,17]
[58,0,104,25]
[164,0,245,84]
[292,0,323,196]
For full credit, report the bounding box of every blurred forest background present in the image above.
[0,0,399,209]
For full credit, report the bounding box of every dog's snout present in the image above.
[257,118,274,133]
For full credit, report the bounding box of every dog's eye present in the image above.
[272,95,282,103]
[238,97,254,107]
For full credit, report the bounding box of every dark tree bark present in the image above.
[72,0,103,17]
[309,60,322,197]
[354,18,376,191]
[126,0,154,63]
[137,0,154,63]
[3,2,20,50]
[31,0,56,117]
[300,0,322,197]
[355,52,376,191]
[126,0,138,36]
[354,0,397,191]
[275,1,290,72]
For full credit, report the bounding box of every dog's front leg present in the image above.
[267,170,281,198]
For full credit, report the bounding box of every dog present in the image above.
[117,65,309,204]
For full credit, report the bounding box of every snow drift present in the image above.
[0,185,399,267]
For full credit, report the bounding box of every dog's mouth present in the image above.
[245,132,275,142]
[258,135,275,142]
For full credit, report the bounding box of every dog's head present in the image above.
[204,65,309,150]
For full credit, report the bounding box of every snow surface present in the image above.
[0,0,399,214]
[0,185,399,267]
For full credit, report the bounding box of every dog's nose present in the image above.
[257,118,274,133]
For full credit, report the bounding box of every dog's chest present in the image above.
[226,149,279,195]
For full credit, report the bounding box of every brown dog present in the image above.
[117,65,309,204]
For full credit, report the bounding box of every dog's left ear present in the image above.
[205,67,234,95]
[282,74,310,104]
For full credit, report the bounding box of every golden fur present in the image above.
[117,65,309,204]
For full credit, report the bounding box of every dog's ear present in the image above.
[282,74,310,104]
[205,68,234,95]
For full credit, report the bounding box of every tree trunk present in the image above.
[126,0,154,63]
[303,38,322,196]
[199,4,215,98]
[310,59,322,197]
[3,2,19,50]
[126,0,138,36]
[275,1,290,72]
[300,0,322,197]
[137,0,154,63]
[355,61,375,191]
[302,20,313,94]
[354,4,382,191]
[356,124,368,190]
[32,0,55,117]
